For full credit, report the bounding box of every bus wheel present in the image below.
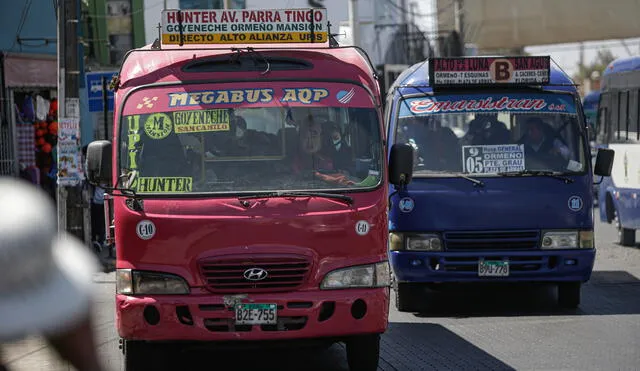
[395,282,421,312]
[558,282,581,309]
[123,340,160,371]
[346,334,380,371]
[615,210,636,246]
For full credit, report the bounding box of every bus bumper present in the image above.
[389,249,595,283]
[116,287,389,342]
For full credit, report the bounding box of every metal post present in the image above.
[223,0,231,9]
[57,0,84,240]
[56,0,66,232]
[102,76,108,139]
[348,0,359,47]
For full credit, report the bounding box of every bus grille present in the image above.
[444,230,540,251]
[199,255,311,293]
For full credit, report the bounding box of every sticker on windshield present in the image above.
[281,88,329,104]
[168,89,274,107]
[337,88,356,104]
[137,96,158,110]
[567,160,582,172]
[398,197,415,213]
[144,113,173,139]
[137,220,156,240]
[463,144,525,174]
[130,177,193,193]
[172,109,231,134]
[355,220,370,236]
[568,195,583,212]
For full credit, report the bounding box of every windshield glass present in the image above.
[118,82,382,194]
[394,92,587,176]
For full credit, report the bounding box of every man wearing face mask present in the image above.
[326,123,354,174]
[226,115,275,157]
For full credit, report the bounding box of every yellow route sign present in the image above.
[161,8,328,45]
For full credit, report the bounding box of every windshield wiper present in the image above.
[238,191,354,205]
[414,170,484,187]
[497,170,574,184]
[456,174,484,187]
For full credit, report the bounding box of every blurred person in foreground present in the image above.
[0,177,103,371]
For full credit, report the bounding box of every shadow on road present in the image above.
[138,323,513,371]
[405,270,640,318]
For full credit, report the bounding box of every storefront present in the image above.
[1,52,58,201]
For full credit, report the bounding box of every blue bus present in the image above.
[596,56,640,246]
[583,89,601,132]
[384,56,614,311]
[583,89,601,201]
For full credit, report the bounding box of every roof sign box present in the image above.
[428,56,551,87]
[160,8,328,46]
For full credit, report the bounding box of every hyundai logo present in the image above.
[243,268,268,281]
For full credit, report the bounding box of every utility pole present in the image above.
[57,0,85,240]
[399,0,408,63]
[454,0,464,44]
[348,0,359,47]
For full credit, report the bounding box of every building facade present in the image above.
[0,0,59,196]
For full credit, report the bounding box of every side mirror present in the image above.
[389,143,414,186]
[594,148,614,177]
[86,140,113,187]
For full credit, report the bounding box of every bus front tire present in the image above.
[557,282,581,309]
[346,334,380,371]
[123,340,162,371]
[614,209,636,246]
[395,282,421,312]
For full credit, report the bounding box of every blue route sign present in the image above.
[86,71,118,113]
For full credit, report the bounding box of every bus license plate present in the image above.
[478,260,509,277]
[235,303,277,325]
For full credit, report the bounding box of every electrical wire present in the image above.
[11,0,33,51]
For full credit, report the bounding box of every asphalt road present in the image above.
[4,212,640,370]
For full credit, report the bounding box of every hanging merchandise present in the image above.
[36,95,50,121]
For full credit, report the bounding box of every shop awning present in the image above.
[3,52,57,88]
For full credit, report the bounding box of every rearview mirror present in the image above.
[389,143,414,186]
[86,140,112,187]
[594,148,614,177]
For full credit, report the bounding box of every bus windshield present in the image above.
[395,92,588,176]
[118,83,382,195]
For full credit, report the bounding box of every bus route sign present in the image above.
[428,56,551,87]
[161,8,328,45]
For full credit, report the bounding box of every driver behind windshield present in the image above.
[518,116,571,170]
[292,115,334,175]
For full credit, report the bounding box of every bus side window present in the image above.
[619,91,629,141]
[611,92,619,142]
[631,89,640,142]
[596,92,609,144]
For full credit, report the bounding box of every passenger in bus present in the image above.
[519,116,571,170]
[413,116,461,172]
[225,115,275,156]
[463,116,510,146]
[325,122,355,175]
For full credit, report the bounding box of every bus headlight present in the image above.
[541,231,586,249]
[320,262,390,289]
[116,269,190,295]
[406,234,442,251]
